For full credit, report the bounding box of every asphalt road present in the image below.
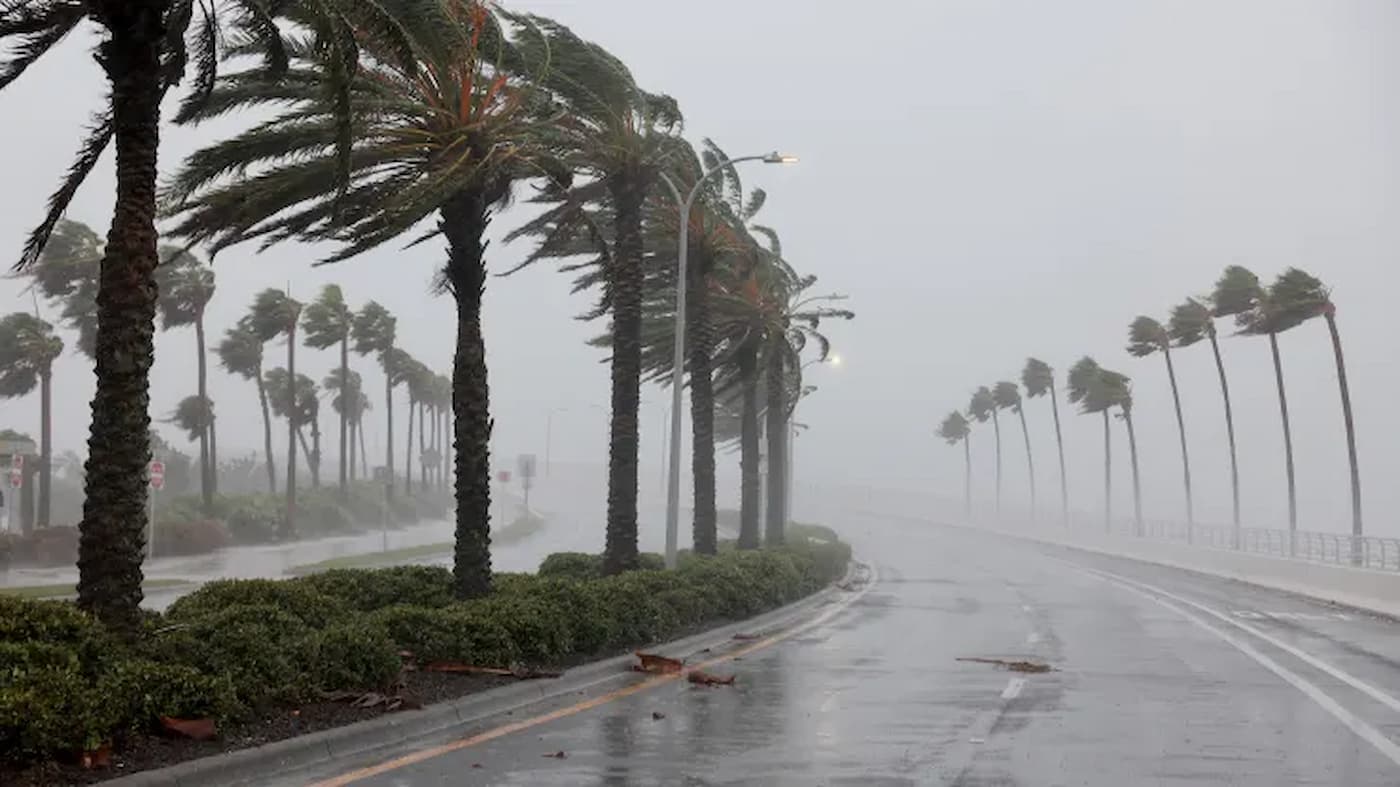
[304,516,1400,786]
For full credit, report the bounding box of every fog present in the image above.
[3,1,1400,537]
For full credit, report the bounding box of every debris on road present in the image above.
[687,670,736,686]
[732,632,760,640]
[633,651,684,674]
[652,711,666,720]
[542,750,568,759]
[956,657,1053,673]
[423,662,561,680]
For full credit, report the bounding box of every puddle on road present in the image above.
[956,657,1055,674]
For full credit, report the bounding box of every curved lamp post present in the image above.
[656,151,798,568]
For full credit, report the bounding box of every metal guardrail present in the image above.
[1113,518,1400,571]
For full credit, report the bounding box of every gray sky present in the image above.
[3,1,1400,534]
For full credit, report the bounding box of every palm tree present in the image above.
[1067,357,1115,530]
[1101,367,1141,535]
[1169,297,1240,538]
[993,381,1034,519]
[166,3,550,600]
[1127,315,1193,530]
[967,386,999,516]
[154,247,217,508]
[1022,358,1067,524]
[166,394,214,485]
[28,219,100,358]
[266,369,321,486]
[249,289,303,537]
[352,302,397,497]
[323,368,365,482]
[937,410,972,517]
[401,358,433,497]
[1265,268,1363,550]
[302,284,354,500]
[0,313,63,531]
[217,320,275,495]
[505,20,683,574]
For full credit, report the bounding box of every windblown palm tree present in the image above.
[937,410,972,517]
[352,302,397,495]
[1067,357,1115,530]
[1127,315,1193,528]
[0,313,63,531]
[154,247,217,508]
[400,357,434,497]
[967,386,999,516]
[302,285,354,499]
[1169,297,1240,535]
[28,219,100,358]
[993,381,1034,519]
[323,368,365,481]
[166,2,551,599]
[217,319,275,494]
[166,394,214,485]
[249,289,303,537]
[1100,367,1141,535]
[1022,357,1067,523]
[266,368,321,486]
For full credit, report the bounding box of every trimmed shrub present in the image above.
[166,578,347,627]
[0,596,99,645]
[638,552,666,571]
[152,518,232,557]
[0,665,122,760]
[222,498,282,544]
[103,659,240,733]
[464,596,572,666]
[158,604,311,709]
[303,622,401,692]
[297,566,454,612]
[585,572,682,646]
[537,552,601,581]
[495,578,616,655]
[370,604,515,667]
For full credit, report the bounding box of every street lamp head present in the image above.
[764,152,799,164]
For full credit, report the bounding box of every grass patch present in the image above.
[0,578,190,600]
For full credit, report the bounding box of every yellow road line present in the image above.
[310,564,877,786]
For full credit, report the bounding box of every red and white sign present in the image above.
[148,460,165,491]
[10,454,21,471]
[496,470,511,484]
[8,469,20,489]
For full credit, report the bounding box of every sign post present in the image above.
[516,454,537,517]
[6,455,21,534]
[147,460,164,555]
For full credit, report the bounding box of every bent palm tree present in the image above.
[249,289,303,537]
[968,386,999,516]
[302,284,354,499]
[1101,367,1141,535]
[1127,315,1193,529]
[323,368,364,481]
[1169,297,1240,538]
[266,368,321,485]
[0,313,63,531]
[217,320,275,494]
[352,302,397,497]
[1067,357,1114,530]
[993,381,1034,519]
[28,219,101,358]
[937,410,972,517]
[154,247,217,508]
[1022,357,1067,524]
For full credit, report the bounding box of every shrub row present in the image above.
[0,533,848,766]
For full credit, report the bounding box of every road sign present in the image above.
[8,469,19,489]
[496,470,511,484]
[10,454,22,471]
[148,460,165,491]
[517,454,537,480]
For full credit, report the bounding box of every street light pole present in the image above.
[657,151,797,568]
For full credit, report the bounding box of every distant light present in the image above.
[764,152,800,164]
[827,354,842,367]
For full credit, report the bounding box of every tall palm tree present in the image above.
[266,368,321,486]
[154,247,217,508]
[967,386,999,516]
[2,0,380,633]
[167,3,550,600]
[217,320,275,494]
[993,381,1034,519]
[302,284,354,500]
[401,358,433,497]
[1067,357,1114,530]
[323,368,364,482]
[1266,268,1363,549]
[1169,297,1240,537]
[249,289,303,538]
[937,410,972,517]
[0,313,63,531]
[1127,315,1193,529]
[351,302,398,493]
[1101,367,1141,535]
[166,394,214,485]
[505,20,683,574]
[28,219,100,358]
[1022,357,1067,524]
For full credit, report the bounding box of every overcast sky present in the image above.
[3,1,1400,535]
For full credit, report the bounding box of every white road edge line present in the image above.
[1084,565,1400,715]
[1000,677,1026,700]
[1093,572,1400,768]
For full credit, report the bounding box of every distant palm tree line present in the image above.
[937,266,1359,548]
[1,1,848,631]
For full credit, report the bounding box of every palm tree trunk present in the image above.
[1048,381,1068,526]
[310,417,321,488]
[384,353,395,502]
[419,402,427,489]
[255,367,276,495]
[764,348,787,546]
[441,190,494,599]
[338,337,349,499]
[962,434,971,518]
[38,369,52,528]
[75,21,162,633]
[1162,346,1194,536]
[358,417,368,483]
[1016,406,1035,519]
[1124,410,1143,536]
[687,268,718,555]
[1102,410,1112,532]
[284,324,298,538]
[1325,308,1363,561]
[603,174,645,575]
[348,417,357,481]
[1207,329,1241,544]
[737,339,761,550]
[195,313,212,511]
[990,409,1003,517]
[296,427,312,477]
[405,393,415,496]
[208,414,218,497]
[1268,333,1298,553]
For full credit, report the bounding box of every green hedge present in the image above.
[0,532,848,766]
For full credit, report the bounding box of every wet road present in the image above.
[317,515,1400,786]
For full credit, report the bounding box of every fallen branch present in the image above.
[956,657,1053,674]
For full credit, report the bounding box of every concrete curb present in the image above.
[108,561,862,787]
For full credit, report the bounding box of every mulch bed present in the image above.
[1,670,517,787]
